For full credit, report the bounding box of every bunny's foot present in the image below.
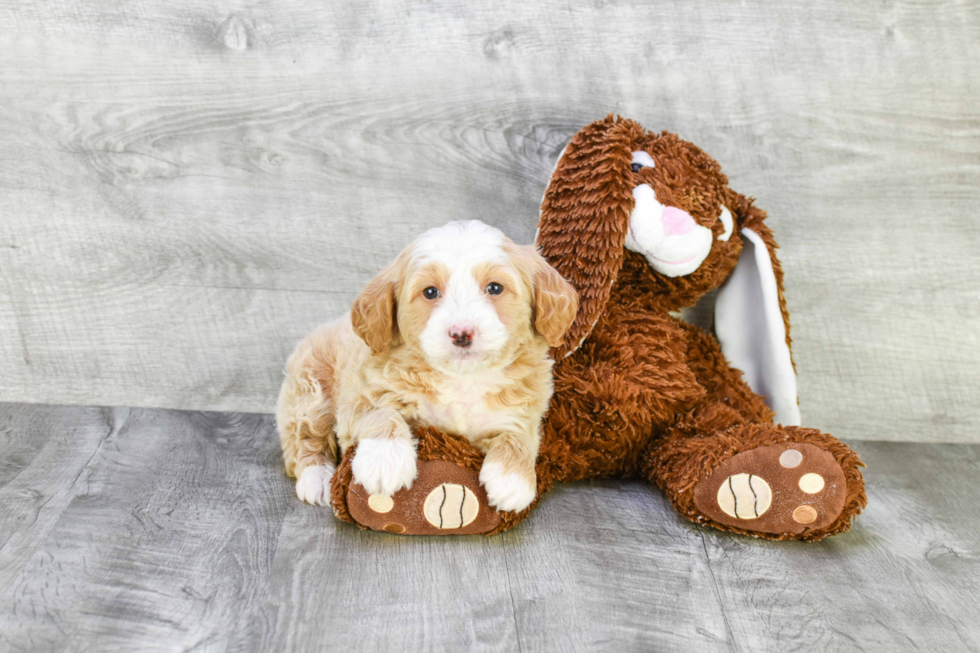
[344,458,500,535]
[330,425,538,535]
[645,422,867,541]
[692,443,847,535]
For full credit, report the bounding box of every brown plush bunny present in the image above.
[332,115,867,541]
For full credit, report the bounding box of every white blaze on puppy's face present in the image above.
[624,151,714,278]
[401,221,518,374]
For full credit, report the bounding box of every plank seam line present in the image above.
[696,528,741,652]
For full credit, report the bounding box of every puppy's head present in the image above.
[351,221,577,373]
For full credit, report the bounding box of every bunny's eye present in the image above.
[630,151,656,174]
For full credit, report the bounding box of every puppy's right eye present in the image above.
[631,163,643,173]
[423,286,440,300]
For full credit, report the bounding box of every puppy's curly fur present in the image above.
[277,220,577,513]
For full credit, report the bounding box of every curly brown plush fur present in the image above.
[332,115,867,541]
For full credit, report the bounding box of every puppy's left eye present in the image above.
[486,282,504,295]
[423,286,440,300]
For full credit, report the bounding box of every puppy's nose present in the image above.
[449,327,474,348]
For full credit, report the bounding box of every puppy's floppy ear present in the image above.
[351,257,401,355]
[714,195,800,426]
[536,115,641,358]
[530,250,579,348]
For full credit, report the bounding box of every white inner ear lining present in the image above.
[714,227,800,427]
[718,205,734,241]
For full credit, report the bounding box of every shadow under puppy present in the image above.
[277,220,578,520]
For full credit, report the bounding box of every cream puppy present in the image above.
[277,221,578,512]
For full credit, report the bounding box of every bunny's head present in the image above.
[537,115,800,425]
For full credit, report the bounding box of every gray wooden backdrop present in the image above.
[0,0,977,444]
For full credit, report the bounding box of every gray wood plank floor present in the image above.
[0,403,977,652]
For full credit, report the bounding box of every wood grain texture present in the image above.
[0,1,978,444]
[0,404,291,652]
[1,403,978,651]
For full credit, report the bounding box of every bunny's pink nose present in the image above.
[662,206,697,236]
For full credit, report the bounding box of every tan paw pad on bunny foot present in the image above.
[347,460,500,535]
[693,443,847,535]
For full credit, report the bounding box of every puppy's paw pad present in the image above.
[479,461,535,513]
[296,464,335,506]
[351,438,418,497]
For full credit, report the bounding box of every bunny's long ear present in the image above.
[535,115,639,359]
[714,200,801,426]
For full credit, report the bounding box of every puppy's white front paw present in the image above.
[296,464,335,506]
[351,438,418,496]
[479,461,536,512]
